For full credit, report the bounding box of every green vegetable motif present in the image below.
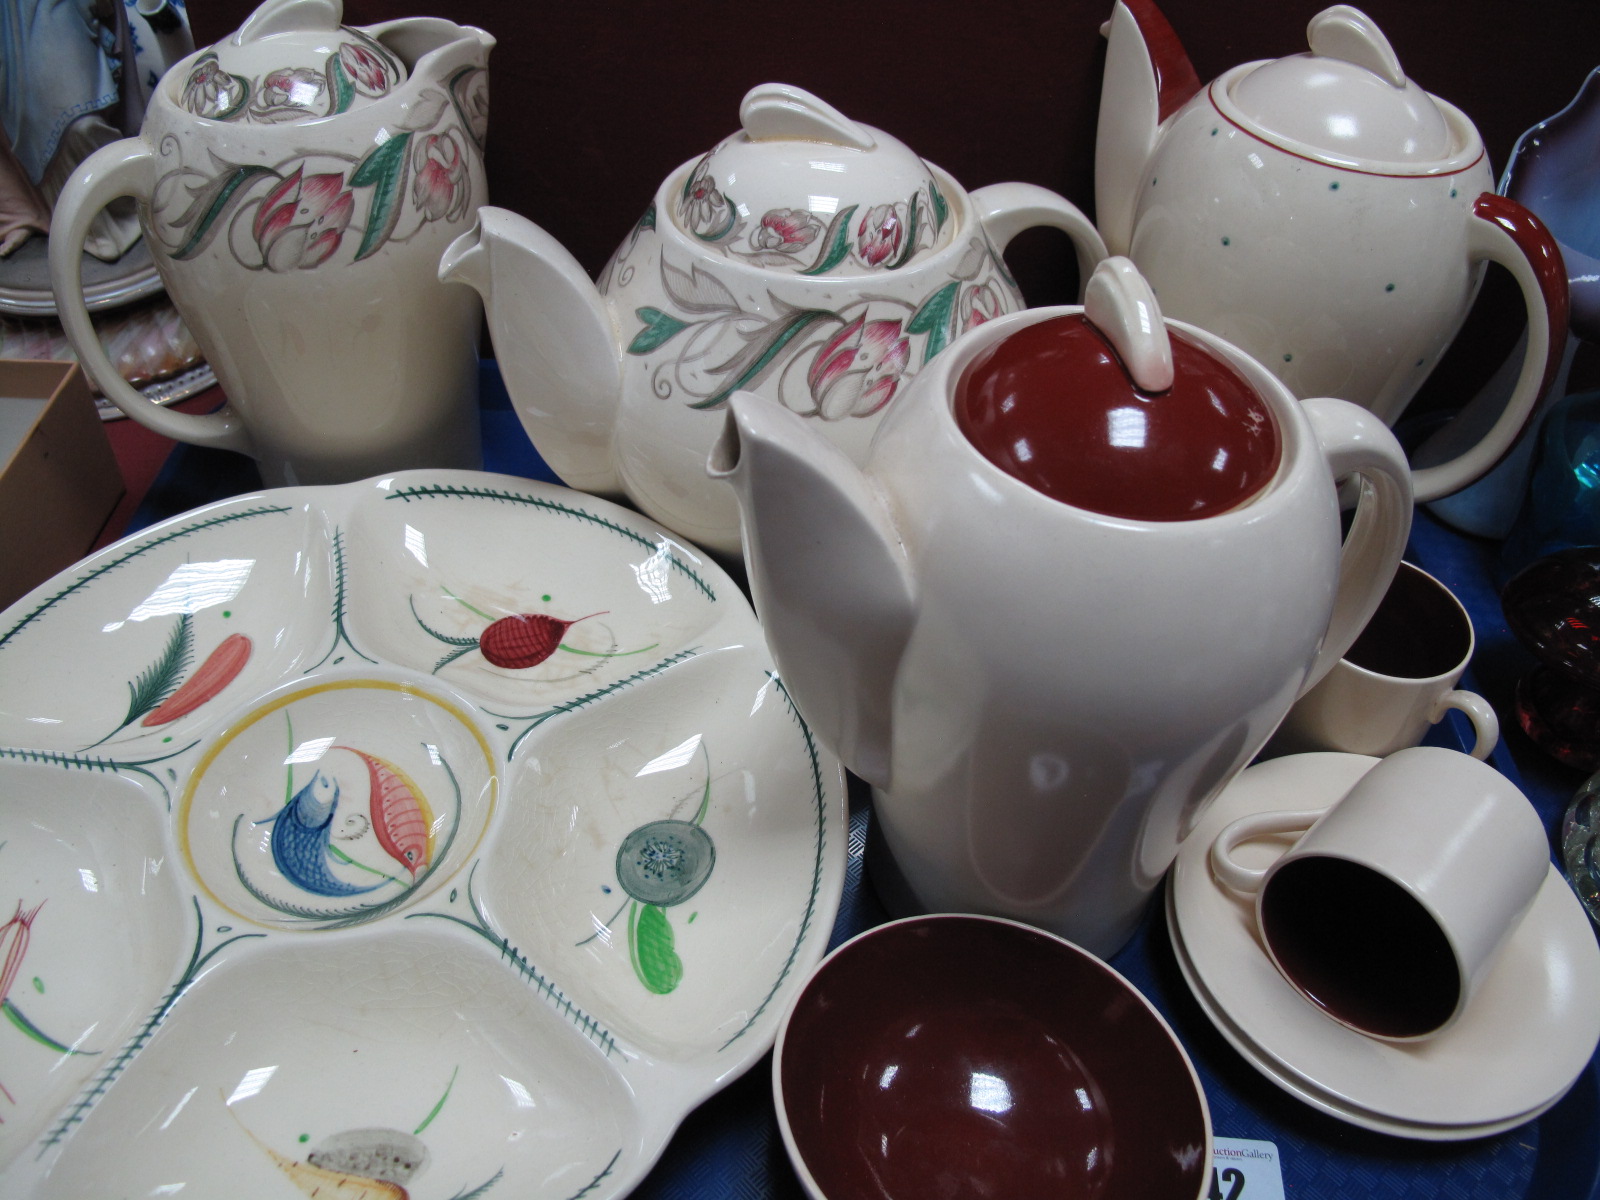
[609,745,717,995]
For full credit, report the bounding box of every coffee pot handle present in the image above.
[969,182,1109,301]
[1300,397,1415,693]
[1409,194,1568,503]
[48,139,252,455]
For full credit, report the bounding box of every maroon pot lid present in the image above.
[778,915,1209,1200]
[956,260,1282,521]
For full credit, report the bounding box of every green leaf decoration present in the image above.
[695,201,739,244]
[123,614,193,730]
[907,280,960,365]
[690,309,837,410]
[630,902,683,994]
[800,205,859,276]
[350,130,413,262]
[2,999,99,1056]
[886,192,923,271]
[330,56,355,115]
[169,165,278,261]
[930,180,949,234]
[638,204,656,232]
[628,307,689,355]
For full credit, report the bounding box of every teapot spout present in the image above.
[440,207,622,493]
[1095,0,1201,256]
[710,392,915,789]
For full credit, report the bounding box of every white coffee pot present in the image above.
[439,83,1108,556]
[711,257,1413,957]
[50,0,493,486]
[1095,0,1568,502]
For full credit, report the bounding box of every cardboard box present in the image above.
[0,360,124,609]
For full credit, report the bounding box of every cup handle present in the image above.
[47,138,251,454]
[1435,689,1500,760]
[1210,809,1325,894]
[1408,194,1568,504]
[969,181,1109,301]
[1298,398,1415,692]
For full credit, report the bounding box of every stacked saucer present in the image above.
[1167,752,1600,1140]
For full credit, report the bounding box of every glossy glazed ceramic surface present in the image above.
[0,471,847,1199]
[774,915,1210,1200]
[715,275,1413,958]
[50,0,493,486]
[440,82,1109,556]
[955,313,1281,520]
[670,84,955,276]
[176,0,409,122]
[1094,0,1567,503]
[1265,561,1499,760]
[1210,747,1549,1043]
[1170,753,1600,1133]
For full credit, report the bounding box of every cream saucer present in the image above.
[1165,884,1561,1140]
[1169,752,1600,1130]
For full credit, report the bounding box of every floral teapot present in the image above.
[711,257,1413,957]
[1094,0,1569,503]
[440,83,1109,556]
[50,0,493,486]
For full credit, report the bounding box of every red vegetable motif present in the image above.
[478,611,604,669]
[142,633,252,726]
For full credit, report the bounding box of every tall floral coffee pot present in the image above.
[440,83,1109,556]
[712,257,1413,957]
[1095,0,1568,502]
[50,0,493,486]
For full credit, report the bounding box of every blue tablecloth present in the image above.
[125,363,1600,1200]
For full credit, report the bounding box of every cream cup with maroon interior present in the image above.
[1209,746,1548,1042]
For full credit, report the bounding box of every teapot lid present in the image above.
[1226,6,1455,165]
[177,0,407,123]
[956,259,1282,521]
[669,84,956,274]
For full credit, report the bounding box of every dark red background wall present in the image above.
[191,0,1600,408]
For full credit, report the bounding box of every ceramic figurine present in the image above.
[712,256,1413,957]
[1095,0,1567,503]
[441,82,1109,556]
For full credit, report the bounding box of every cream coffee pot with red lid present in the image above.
[711,257,1413,958]
[1094,0,1568,503]
[439,82,1109,556]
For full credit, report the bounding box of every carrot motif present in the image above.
[337,748,434,876]
[142,633,252,726]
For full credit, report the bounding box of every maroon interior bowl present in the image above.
[774,914,1211,1200]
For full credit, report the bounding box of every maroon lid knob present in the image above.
[955,259,1282,521]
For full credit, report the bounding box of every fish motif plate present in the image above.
[0,471,847,1200]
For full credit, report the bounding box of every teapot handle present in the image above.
[47,139,252,454]
[1300,397,1414,693]
[1409,194,1568,503]
[969,182,1109,301]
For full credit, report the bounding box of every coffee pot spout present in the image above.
[439,207,623,494]
[710,392,915,788]
[1095,0,1201,256]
